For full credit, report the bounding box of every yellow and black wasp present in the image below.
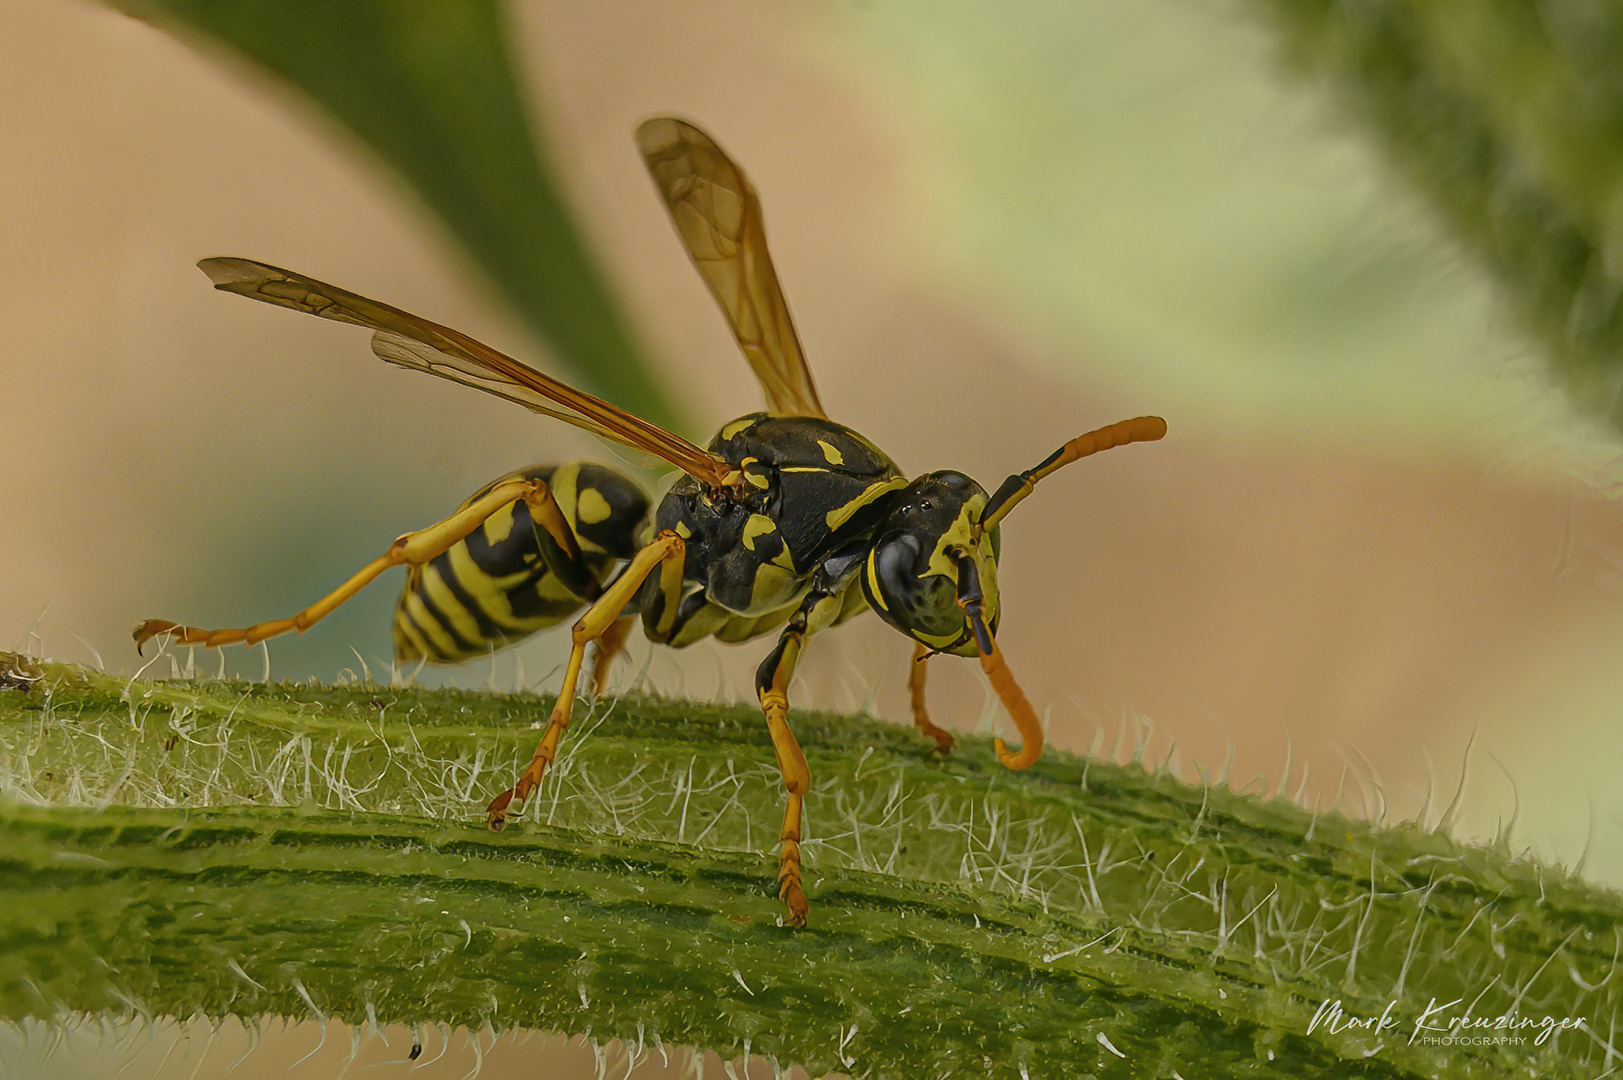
[135,118,1166,925]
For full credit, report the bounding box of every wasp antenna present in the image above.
[980,415,1166,532]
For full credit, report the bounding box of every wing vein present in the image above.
[637,117,827,419]
[197,257,738,488]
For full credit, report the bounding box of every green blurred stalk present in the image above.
[1,655,1619,1077]
[1260,0,1623,426]
[110,0,679,427]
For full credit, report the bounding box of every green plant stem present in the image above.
[1,656,1618,1078]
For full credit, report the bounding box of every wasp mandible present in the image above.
[134,118,1166,925]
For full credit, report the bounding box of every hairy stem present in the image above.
[0,654,1617,1078]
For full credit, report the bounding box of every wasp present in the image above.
[134,118,1166,925]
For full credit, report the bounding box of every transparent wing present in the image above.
[636,117,827,419]
[198,257,739,488]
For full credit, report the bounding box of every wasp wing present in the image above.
[636,117,827,419]
[198,257,739,488]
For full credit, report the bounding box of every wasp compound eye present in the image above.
[872,533,922,602]
[864,532,965,645]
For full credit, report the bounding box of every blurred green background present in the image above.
[6,0,1623,1073]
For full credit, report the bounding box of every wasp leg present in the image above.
[753,552,867,926]
[954,554,1043,769]
[756,627,812,926]
[908,642,955,755]
[589,616,636,697]
[976,632,1044,769]
[134,477,579,654]
[487,531,686,830]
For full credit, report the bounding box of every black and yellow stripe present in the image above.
[392,462,649,664]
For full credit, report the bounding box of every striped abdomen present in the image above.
[392,461,649,664]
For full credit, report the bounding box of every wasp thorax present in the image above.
[861,471,1001,657]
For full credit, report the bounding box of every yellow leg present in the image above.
[134,476,576,653]
[908,642,955,755]
[590,616,635,697]
[978,633,1043,769]
[777,789,805,921]
[757,629,812,926]
[954,554,1044,771]
[486,532,686,829]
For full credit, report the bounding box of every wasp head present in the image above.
[861,471,1002,657]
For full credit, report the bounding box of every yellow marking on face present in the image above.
[742,513,777,551]
[921,494,1000,631]
[720,416,755,441]
[913,627,961,650]
[864,551,889,610]
[577,487,612,525]
[825,476,908,532]
[482,501,516,545]
[923,497,987,580]
[674,521,692,539]
[817,440,845,466]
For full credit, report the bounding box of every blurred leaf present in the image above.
[832,3,1512,443]
[1260,0,1623,430]
[110,0,680,427]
